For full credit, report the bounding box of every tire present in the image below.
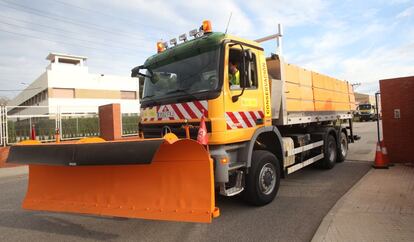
[243,150,281,206]
[337,132,348,162]
[319,134,337,169]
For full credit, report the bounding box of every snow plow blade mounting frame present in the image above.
[7,139,164,166]
[9,138,218,223]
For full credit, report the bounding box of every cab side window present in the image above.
[249,53,258,88]
[228,48,258,90]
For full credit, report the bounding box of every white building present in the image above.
[8,53,140,115]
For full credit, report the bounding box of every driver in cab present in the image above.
[229,61,240,88]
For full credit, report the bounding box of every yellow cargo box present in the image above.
[282,63,355,113]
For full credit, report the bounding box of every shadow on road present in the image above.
[0,211,118,240]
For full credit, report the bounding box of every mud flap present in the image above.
[20,139,218,223]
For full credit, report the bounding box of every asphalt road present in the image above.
[0,122,377,242]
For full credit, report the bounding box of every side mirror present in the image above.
[240,49,252,88]
[138,77,144,100]
[131,65,154,82]
[232,49,252,102]
[245,49,253,61]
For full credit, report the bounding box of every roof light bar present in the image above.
[189,29,198,37]
[156,20,213,52]
[170,38,177,46]
[179,34,187,42]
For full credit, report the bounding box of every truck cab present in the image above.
[357,103,377,121]
[137,32,270,145]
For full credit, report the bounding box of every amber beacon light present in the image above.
[202,20,212,33]
[157,41,165,53]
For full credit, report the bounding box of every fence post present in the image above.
[29,117,32,140]
[4,106,8,146]
[56,105,61,141]
[0,106,3,146]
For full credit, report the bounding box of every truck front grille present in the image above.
[141,122,212,139]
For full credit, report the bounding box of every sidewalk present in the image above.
[0,165,28,178]
[312,164,414,241]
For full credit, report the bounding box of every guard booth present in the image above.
[379,76,414,164]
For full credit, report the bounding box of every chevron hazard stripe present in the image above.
[225,111,264,130]
[141,100,208,122]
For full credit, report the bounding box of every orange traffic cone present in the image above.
[31,124,36,140]
[197,110,208,145]
[380,140,393,166]
[373,141,389,169]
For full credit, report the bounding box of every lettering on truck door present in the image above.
[262,61,271,118]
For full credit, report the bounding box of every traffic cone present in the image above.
[197,110,208,145]
[372,141,389,169]
[31,124,36,140]
[380,140,393,166]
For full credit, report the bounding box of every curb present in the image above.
[0,165,28,178]
[311,168,374,242]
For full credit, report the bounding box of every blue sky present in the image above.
[0,0,413,98]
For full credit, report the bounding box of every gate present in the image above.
[5,106,58,144]
[2,105,138,145]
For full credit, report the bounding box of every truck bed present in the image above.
[267,56,356,125]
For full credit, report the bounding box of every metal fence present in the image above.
[121,113,140,136]
[1,105,139,146]
[0,106,5,146]
[5,106,58,144]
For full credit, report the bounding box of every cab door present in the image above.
[222,43,266,143]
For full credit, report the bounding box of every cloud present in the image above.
[389,0,411,4]
[339,43,414,93]
[287,21,387,74]
[396,5,414,18]
[244,0,327,26]
[1,0,413,99]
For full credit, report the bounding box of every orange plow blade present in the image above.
[18,139,218,223]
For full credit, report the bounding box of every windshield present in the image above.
[142,49,220,100]
[359,104,373,110]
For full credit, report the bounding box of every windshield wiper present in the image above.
[165,88,199,100]
[143,95,160,105]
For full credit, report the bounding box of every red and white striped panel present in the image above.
[141,100,208,122]
[225,111,264,130]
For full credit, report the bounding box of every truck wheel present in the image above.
[320,134,337,169]
[243,150,280,206]
[337,132,348,162]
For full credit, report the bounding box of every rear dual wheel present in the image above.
[337,132,348,163]
[319,134,337,169]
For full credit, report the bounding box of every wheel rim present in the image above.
[259,163,276,195]
[341,137,347,157]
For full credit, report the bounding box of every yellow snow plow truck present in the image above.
[7,21,358,223]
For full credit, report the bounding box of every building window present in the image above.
[41,89,47,101]
[52,88,75,98]
[120,91,137,100]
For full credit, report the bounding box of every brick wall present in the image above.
[379,76,414,163]
[98,103,121,141]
